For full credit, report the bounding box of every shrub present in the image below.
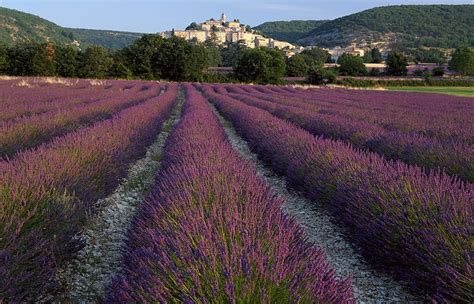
[307,67,336,85]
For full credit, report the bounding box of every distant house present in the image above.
[321,44,366,62]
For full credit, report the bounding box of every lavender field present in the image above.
[0,77,472,303]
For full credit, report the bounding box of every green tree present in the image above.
[300,47,331,66]
[123,34,165,79]
[234,47,285,84]
[432,66,445,77]
[206,46,222,67]
[204,33,222,67]
[6,42,55,76]
[370,48,382,63]
[369,68,381,76]
[78,45,112,78]
[109,60,133,79]
[154,36,209,81]
[185,22,201,30]
[122,35,210,81]
[410,48,446,64]
[449,47,474,76]
[221,43,243,67]
[0,44,8,74]
[338,54,367,76]
[286,54,309,77]
[54,45,79,77]
[307,67,336,85]
[413,68,424,77]
[385,51,408,76]
[362,52,373,63]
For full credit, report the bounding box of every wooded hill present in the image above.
[254,5,474,48]
[0,7,143,49]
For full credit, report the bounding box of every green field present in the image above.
[387,86,474,97]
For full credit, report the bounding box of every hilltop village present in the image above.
[159,13,371,60]
[160,14,297,54]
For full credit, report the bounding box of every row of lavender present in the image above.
[239,85,474,145]
[0,79,128,121]
[201,85,473,303]
[221,85,474,182]
[106,85,353,303]
[0,84,178,302]
[0,82,162,159]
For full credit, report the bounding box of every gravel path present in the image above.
[210,103,421,303]
[54,91,184,302]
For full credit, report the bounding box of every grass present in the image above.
[387,86,474,97]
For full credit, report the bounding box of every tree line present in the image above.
[0,35,473,84]
[0,35,213,81]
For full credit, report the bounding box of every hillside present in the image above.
[255,5,474,48]
[0,7,143,49]
[253,20,328,43]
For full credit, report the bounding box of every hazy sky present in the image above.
[0,0,471,33]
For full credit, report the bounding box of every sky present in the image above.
[0,0,471,33]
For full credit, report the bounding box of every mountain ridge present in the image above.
[254,20,328,43]
[1,5,473,50]
[0,7,143,49]
[255,5,474,48]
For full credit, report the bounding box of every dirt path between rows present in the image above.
[53,90,185,302]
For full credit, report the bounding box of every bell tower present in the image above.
[221,13,227,23]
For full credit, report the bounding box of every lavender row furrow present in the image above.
[0,82,128,121]
[233,85,474,144]
[222,87,473,182]
[106,84,353,303]
[202,86,473,303]
[0,83,163,159]
[0,84,178,302]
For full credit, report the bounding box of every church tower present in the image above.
[221,13,227,23]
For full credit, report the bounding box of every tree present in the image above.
[370,48,382,63]
[385,51,408,76]
[413,68,424,77]
[205,32,219,48]
[6,42,55,76]
[206,46,222,67]
[338,54,367,76]
[369,68,381,76]
[154,36,209,81]
[362,52,373,63]
[123,34,165,79]
[410,48,446,64]
[221,43,243,67]
[432,66,445,77]
[185,22,201,30]
[109,60,133,79]
[234,47,285,84]
[78,45,112,78]
[286,54,309,77]
[300,47,331,67]
[54,45,79,77]
[0,44,8,74]
[449,47,474,76]
[307,67,336,85]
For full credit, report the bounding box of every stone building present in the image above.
[159,13,296,51]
